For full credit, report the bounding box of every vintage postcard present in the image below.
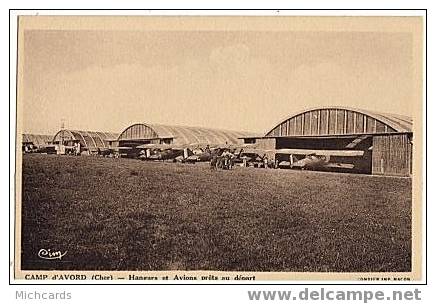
[13,13,424,282]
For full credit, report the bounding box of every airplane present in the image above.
[184,146,224,163]
[290,154,357,171]
[147,148,185,161]
[105,146,132,158]
[184,143,255,163]
[34,144,57,154]
[136,143,193,162]
[274,148,364,171]
[232,148,270,167]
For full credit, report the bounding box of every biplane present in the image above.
[136,143,193,161]
[274,148,364,171]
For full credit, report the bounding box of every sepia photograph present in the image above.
[13,14,423,281]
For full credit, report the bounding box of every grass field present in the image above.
[21,154,412,272]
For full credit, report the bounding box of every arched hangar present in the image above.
[243,107,413,176]
[22,134,53,152]
[117,123,255,156]
[22,134,52,148]
[52,129,118,154]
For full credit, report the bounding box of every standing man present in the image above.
[76,142,81,156]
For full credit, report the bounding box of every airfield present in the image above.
[20,154,412,272]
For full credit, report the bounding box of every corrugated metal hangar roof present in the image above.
[118,123,257,145]
[22,134,52,147]
[52,130,118,150]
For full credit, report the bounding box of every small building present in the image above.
[243,107,413,177]
[52,129,118,155]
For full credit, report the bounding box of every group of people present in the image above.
[60,142,81,156]
[242,154,273,169]
[207,146,278,170]
[210,149,235,170]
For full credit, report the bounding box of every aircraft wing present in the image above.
[224,143,259,149]
[137,143,174,150]
[137,144,160,149]
[274,148,364,157]
[165,145,187,151]
[109,146,132,151]
[345,135,370,149]
[240,143,259,149]
[323,163,355,169]
[241,148,267,154]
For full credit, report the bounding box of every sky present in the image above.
[21,28,415,135]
